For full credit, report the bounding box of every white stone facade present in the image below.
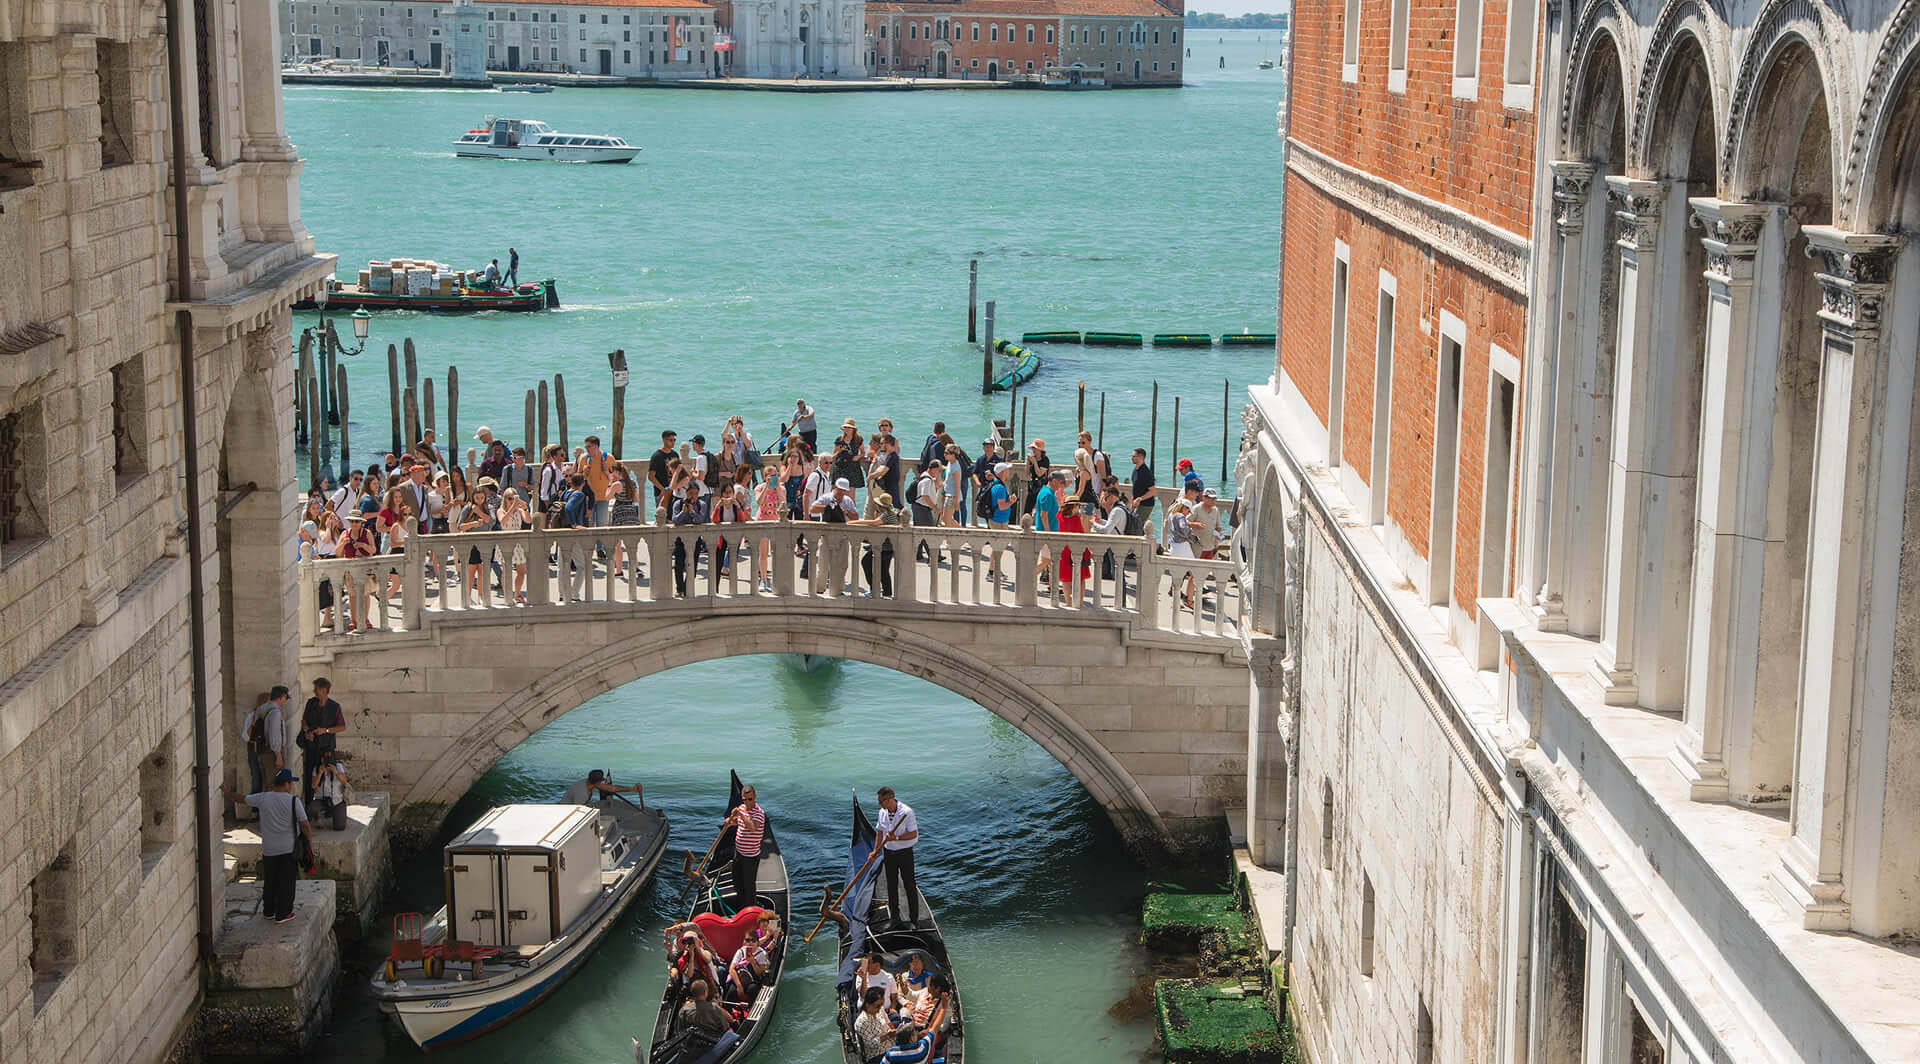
[720,0,866,78]
[282,0,719,79]
[1238,0,1920,1056]
[0,0,330,1061]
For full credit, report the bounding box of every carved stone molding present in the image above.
[1286,139,1531,295]
[1804,226,1901,334]
[1690,198,1775,284]
[1550,161,1596,235]
[1721,0,1851,192]
[1838,0,1920,223]
[1630,0,1726,179]
[1557,0,1631,157]
[1607,176,1666,252]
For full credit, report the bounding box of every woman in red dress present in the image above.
[1057,495,1093,587]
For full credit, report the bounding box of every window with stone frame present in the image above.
[112,356,150,485]
[194,0,222,166]
[98,40,135,170]
[0,400,49,557]
[0,42,37,190]
[31,839,78,1010]
[140,735,175,875]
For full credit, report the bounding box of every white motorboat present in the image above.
[454,116,640,163]
[371,798,670,1049]
[497,82,554,93]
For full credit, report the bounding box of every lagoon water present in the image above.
[289,30,1283,1064]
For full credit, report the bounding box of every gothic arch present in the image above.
[402,614,1164,834]
[1722,0,1852,201]
[1630,1,1728,178]
[1840,0,1920,228]
[1559,0,1634,159]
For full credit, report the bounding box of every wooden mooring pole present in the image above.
[311,374,328,473]
[1221,378,1231,484]
[1171,396,1181,474]
[1098,392,1106,451]
[981,300,996,395]
[1020,396,1029,452]
[554,374,569,452]
[523,390,537,459]
[386,343,401,455]
[423,376,436,436]
[446,365,460,447]
[403,386,419,452]
[1077,381,1085,432]
[608,349,629,457]
[537,380,549,453]
[1149,381,1159,470]
[967,259,978,344]
[335,362,351,479]
[295,332,312,450]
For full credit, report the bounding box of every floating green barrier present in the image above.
[1083,331,1144,347]
[1220,333,1277,346]
[989,351,1042,392]
[1153,333,1214,347]
[1022,331,1082,344]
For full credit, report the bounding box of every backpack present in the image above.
[701,451,723,489]
[975,485,994,520]
[247,711,270,755]
[1120,502,1146,537]
[832,450,865,489]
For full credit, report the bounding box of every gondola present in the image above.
[828,795,964,1064]
[643,771,792,1064]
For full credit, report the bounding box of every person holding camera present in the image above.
[310,750,351,831]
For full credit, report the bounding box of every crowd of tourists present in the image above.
[298,400,1238,625]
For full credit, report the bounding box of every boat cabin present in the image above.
[1041,64,1108,88]
[455,117,631,149]
[443,804,610,948]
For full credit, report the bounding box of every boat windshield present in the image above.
[524,122,552,134]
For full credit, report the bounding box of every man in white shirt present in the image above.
[329,470,364,526]
[688,434,714,498]
[876,786,921,930]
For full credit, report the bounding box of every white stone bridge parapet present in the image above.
[299,519,1252,858]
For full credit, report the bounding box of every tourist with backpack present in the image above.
[1128,448,1158,531]
[240,686,290,809]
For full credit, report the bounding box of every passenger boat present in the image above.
[643,771,792,1064]
[455,116,640,163]
[498,82,554,93]
[295,275,558,313]
[1041,64,1108,88]
[370,796,671,1050]
[828,795,964,1064]
[1258,57,1276,69]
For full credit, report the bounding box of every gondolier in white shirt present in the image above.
[875,787,921,930]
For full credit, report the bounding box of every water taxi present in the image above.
[497,82,554,93]
[454,116,640,163]
[371,798,670,1050]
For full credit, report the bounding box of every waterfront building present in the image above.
[709,0,866,77]
[862,0,1180,83]
[1,0,331,1061]
[282,0,720,79]
[1240,0,1920,1052]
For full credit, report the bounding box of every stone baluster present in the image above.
[403,518,426,630]
[1139,533,1163,630]
[525,517,551,608]
[1673,199,1786,803]
[773,519,798,598]
[1769,228,1903,932]
[1015,528,1039,608]
[1592,177,1666,704]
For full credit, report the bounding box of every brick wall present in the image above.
[1279,176,1526,614]
[1288,0,1535,236]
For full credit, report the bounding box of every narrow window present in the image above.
[910,22,916,38]
[140,736,175,875]
[97,40,134,167]
[111,357,148,484]
[1027,24,1034,42]
[1320,779,1334,869]
[194,0,220,164]
[1453,0,1482,87]
[1046,25,1054,43]
[1504,0,1536,108]
[1416,997,1435,1064]
[31,840,78,1009]
[972,22,978,40]
[1342,0,1359,77]
[1327,251,1350,467]
[990,24,997,40]
[1388,0,1409,91]
[0,402,47,559]
[1630,1001,1666,1063]
[1476,360,1518,667]
[1430,324,1463,605]
[1370,282,1396,526]
[1359,873,1376,976]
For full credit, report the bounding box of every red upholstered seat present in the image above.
[693,906,767,959]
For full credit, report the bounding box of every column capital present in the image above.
[1803,226,1903,335]
[1689,198,1778,283]
[1549,162,1595,234]
[1606,176,1665,251]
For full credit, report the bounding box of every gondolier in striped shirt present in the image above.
[724,783,767,910]
[876,787,921,930]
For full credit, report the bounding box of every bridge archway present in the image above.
[396,613,1175,846]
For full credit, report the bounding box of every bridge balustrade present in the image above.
[297,518,1244,645]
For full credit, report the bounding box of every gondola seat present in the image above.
[691,906,769,960]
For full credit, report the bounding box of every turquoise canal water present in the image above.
[289,30,1283,1064]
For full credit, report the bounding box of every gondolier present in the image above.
[563,769,642,805]
[875,787,920,930]
[724,782,767,910]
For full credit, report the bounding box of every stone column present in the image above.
[1673,200,1783,802]
[1769,228,1902,931]
[1532,162,1595,632]
[1591,178,1666,703]
[1245,637,1287,867]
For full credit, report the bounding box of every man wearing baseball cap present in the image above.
[219,768,312,923]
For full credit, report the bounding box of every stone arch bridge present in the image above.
[299,519,1254,858]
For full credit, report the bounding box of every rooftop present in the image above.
[867,0,1178,17]
[488,0,714,8]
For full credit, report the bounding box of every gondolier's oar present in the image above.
[677,823,730,904]
[802,839,886,944]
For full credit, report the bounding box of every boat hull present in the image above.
[373,802,668,1050]
[454,144,639,163]
[294,280,554,313]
